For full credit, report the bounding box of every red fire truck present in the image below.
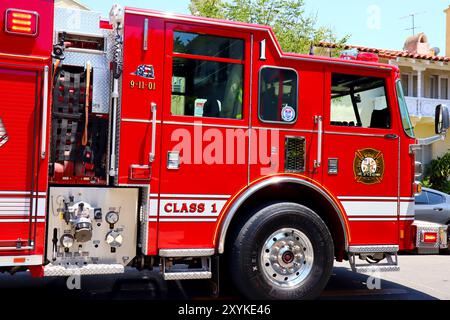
[0,0,448,300]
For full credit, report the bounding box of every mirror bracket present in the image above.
[410,135,446,154]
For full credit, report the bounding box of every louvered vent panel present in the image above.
[285,137,306,173]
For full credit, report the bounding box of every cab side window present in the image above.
[171,31,245,120]
[259,67,298,123]
[330,73,391,129]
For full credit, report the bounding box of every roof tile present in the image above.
[317,41,450,62]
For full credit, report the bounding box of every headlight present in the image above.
[60,234,75,249]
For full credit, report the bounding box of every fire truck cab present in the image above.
[0,0,448,300]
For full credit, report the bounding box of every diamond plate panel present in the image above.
[44,264,125,277]
[415,223,447,249]
[348,245,399,253]
[54,7,113,114]
[160,249,215,257]
[140,187,150,255]
[163,271,212,281]
[54,8,103,36]
[354,265,400,273]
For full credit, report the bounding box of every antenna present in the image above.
[400,12,426,35]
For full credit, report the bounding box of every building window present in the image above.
[171,31,245,120]
[412,75,418,97]
[430,75,439,99]
[428,75,449,100]
[401,74,410,96]
[441,78,449,100]
[259,67,298,123]
[330,73,390,129]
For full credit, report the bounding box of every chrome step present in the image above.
[348,245,400,274]
[162,256,212,281]
[44,264,125,277]
[353,265,400,273]
[163,271,212,281]
[159,248,215,258]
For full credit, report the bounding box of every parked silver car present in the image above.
[415,188,450,226]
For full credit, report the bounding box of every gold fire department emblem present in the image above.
[353,148,384,185]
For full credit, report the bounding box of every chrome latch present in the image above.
[328,158,338,175]
[167,151,180,170]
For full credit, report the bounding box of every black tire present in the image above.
[227,202,334,300]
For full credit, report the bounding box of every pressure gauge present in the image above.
[105,211,120,225]
[60,234,75,249]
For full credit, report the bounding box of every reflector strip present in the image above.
[0,255,42,267]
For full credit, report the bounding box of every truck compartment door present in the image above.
[0,66,44,252]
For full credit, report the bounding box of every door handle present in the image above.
[384,134,398,140]
[314,115,323,168]
[433,208,444,212]
[149,102,157,163]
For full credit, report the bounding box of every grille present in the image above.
[285,137,306,173]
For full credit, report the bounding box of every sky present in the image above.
[86,0,448,54]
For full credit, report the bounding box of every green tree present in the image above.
[422,152,450,193]
[189,0,348,54]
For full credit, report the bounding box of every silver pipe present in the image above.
[109,78,119,177]
[41,66,49,159]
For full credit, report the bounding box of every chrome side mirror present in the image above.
[435,104,449,135]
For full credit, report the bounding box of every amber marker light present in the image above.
[5,9,39,37]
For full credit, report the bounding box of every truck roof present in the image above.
[124,6,399,74]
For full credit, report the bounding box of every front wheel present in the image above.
[227,202,334,300]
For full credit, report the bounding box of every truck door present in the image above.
[249,63,324,186]
[117,13,166,255]
[321,70,400,245]
[0,0,53,256]
[0,66,46,252]
[157,23,252,248]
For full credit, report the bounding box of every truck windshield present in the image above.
[396,80,415,138]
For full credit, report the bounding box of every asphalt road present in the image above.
[0,255,448,300]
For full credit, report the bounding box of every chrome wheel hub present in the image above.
[260,228,314,288]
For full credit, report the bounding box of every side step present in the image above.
[44,264,125,277]
[163,269,212,281]
[160,249,213,281]
[348,245,400,273]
